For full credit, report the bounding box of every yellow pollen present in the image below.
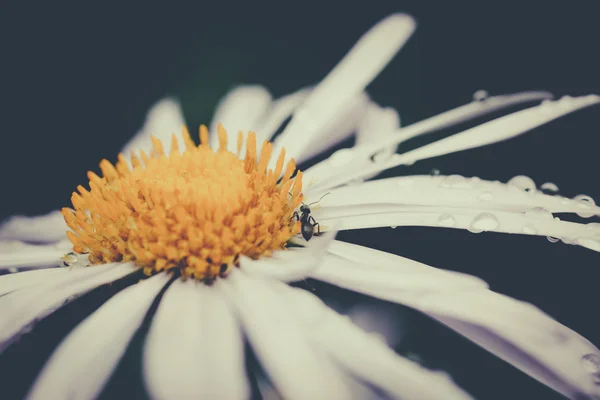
[62,124,303,282]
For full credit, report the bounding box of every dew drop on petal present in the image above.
[525,207,553,220]
[577,238,600,252]
[478,191,495,202]
[508,175,536,194]
[574,194,596,218]
[371,151,388,163]
[390,226,397,229]
[540,182,559,192]
[430,168,440,176]
[522,225,538,235]
[472,89,489,102]
[547,236,560,243]
[437,214,457,228]
[8,267,18,274]
[329,149,354,167]
[470,213,499,232]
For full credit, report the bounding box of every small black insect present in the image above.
[291,193,330,241]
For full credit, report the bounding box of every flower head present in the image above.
[1,12,599,400]
[62,125,303,281]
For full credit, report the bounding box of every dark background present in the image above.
[1,1,599,399]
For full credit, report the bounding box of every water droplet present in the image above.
[440,174,472,188]
[437,214,457,228]
[581,354,600,374]
[329,149,354,167]
[574,194,596,218]
[547,236,560,243]
[508,175,536,194]
[577,238,600,252]
[522,225,537,235]
[478,191,495,202]
[473,89,489,102]
[8,267,18,274]
[430,168,440,176]
[525,207,553,220]
[540,182,559,192]
[390,226,397,229]
[470,213,499,232]
[370,150,388,163]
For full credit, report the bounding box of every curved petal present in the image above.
[26,273,169,400]
[0,211,67,243]
[317,206,600,253]
[243,229,336,282]
[272,14,415,165]
[353,102,401,181]
[121,98,187,157]
[0,267,70,296]
[255,86,312,139]
[143,279,248,400]
[209,85,273,152]
[304,94,598,192]
[289,92,371,164]
[0,242,66,270]
[309,175,600,217]
[219,270,364,399]
[273,283,474,400]
[0,262,137,352]
[312,241,600,399]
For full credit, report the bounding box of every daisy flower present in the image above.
[1,13,600,400]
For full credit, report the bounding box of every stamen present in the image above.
[62,125,303,281]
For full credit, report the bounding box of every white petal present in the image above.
[0,211,67,243]
[121,98,187,157]
[394,95,600,165]
[143,279,248,400]
[346,300,406,348]
[304,92,592,193]
[273,283,474,400]
[255,86,312,139]
[314,241,600,399]
[310,175,600,217]
[288,92,371,164]
[422,292,600,400]
[26,273,169,400]
[0,262,136,352]
[272,14,415,164]
[0,242,66,270]
[220,270,362,400]
[209,85,273,152]
[312,253,487,302]
[0,267,70,296]
[353,102,401,180]
[243,229,337,282]
[317,206,600,252]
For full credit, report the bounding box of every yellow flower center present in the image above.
[62,124,303,282]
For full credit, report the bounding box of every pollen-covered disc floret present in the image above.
[62,124,303,281]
